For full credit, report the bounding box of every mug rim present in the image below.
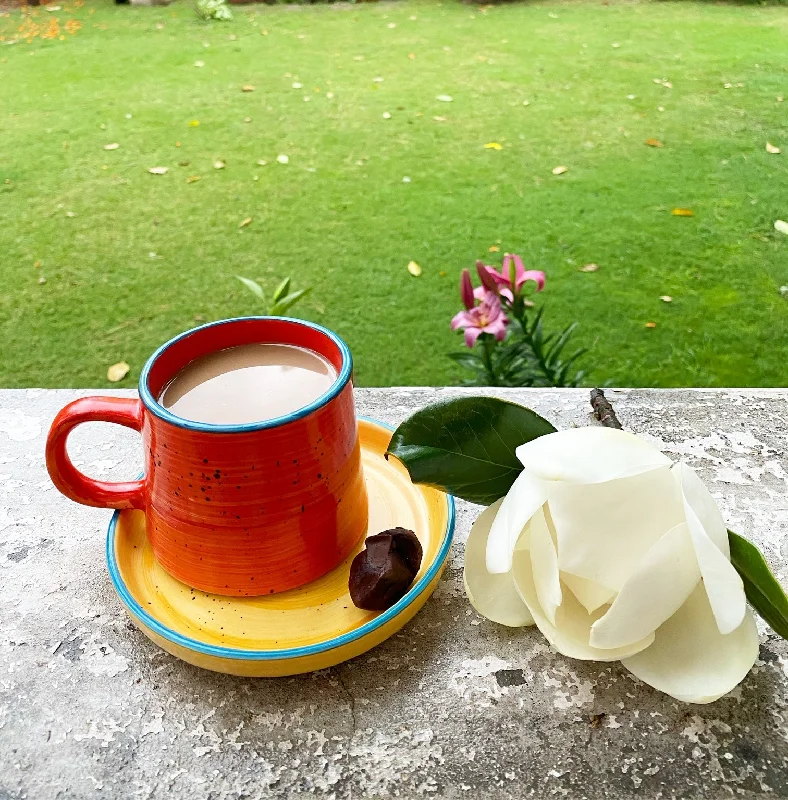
[138,316,353,433]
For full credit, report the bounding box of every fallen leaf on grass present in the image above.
[194,60,205,68]
[433,116,447,122]
[766,142,781,154]
[103,143,119,151]
[484,142,503,150]
[644,138,663,148]
[239,217,252,228]
[408,53,416,60]
[439,270,447,277]
[645,322,657,329]
[672,208,694,217]
[186,175,200,184]
[653,78,672,89]
[552,165,568,175]
[107,362,130,382]
[46,5,61,10]
[148,167,168,175]
[213,160,225,170]
[775,220,788,235]
[179,160,190,167]
[407,260,422,277]
[277,154,289,164]
[242,85,255,92]
[660,295,673,303]
[579,263,599,272]
[38,276,46,285]
[489,245,500,252]
[188,120,200,127]
[382,112,392,119]
[436,94,453,102]
[292,82,303,89]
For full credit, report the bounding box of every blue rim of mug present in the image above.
[104,418,456,662]
[137,316,353,434]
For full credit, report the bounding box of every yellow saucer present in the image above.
[106,418,455,676]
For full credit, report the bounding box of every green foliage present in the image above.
[386,396,555,505]
[194,0,233,22]
[235,276,313,317]
[451,306,587,388]
[729,530,788,640]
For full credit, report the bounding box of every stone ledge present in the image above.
[0,388,786,799]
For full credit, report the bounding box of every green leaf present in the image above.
[272,277,291,303]
[729,530,788,640]
[270,287,312,316]
[385,396,556,505]
[235,275,264,300]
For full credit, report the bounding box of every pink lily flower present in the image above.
[451,291,509,348]
[477,254,545,301]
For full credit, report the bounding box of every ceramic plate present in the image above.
[106,418,455,676]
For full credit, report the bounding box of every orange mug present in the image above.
[45,317,369,596]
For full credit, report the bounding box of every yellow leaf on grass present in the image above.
[188,120,200,127]
[645,322,657,329]
[672,208,694,217]
[239,217,252,228]
[242,85,255,92]
[484,142,503,150]
[644,138,663,148]
[489,245,500,252]
[579,263,599,272]
[103,143,119,151]
[766,142,781,154]
[107,361,130,382]
[148,167,168,175]
[407,260,422,277]
[186,175,200,184]
[552,165,568,175]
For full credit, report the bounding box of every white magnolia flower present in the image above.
[464,427,759,704]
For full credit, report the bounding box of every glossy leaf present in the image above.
[729,530,788,640]
[386,397,555,504]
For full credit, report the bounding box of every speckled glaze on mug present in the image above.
[45,317,369,596]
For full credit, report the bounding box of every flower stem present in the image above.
[481,335,498,386]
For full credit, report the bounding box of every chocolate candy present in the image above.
[348,528,423,611]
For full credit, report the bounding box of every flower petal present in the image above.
[674,463,746,635]
[529,507,562,625]
[516,427,672,485]
[674,462,728,554]
[512,548,654,662]
[486,470,547,573]
[464,499,534,627]
[547,465,685,591]
[561,573,616,614]
[590,522,700,648]
[450,310,472,330]
[621,583,759,704]
[464,327,483,348]
[518,270,546,292]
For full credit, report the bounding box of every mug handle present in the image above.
[45,397,146,510]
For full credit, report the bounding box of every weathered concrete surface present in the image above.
[1,388,787,799]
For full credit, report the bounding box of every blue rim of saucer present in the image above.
[138,316,353,434]
[105,417,456,662]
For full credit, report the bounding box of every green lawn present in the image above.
[1,0,787,389]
